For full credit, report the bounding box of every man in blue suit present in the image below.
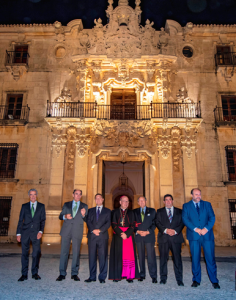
[182,188,220,289]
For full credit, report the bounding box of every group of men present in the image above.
[16,188,220,290]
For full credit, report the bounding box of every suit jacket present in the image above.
[86,207,111,240]
[156,207,184,244]
[182,200,215,241]
[133,207,156,243]
[16,202,46,236]
[59,200,88,239]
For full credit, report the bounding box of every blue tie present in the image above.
[196,203,200,215]
[96,207,100,221]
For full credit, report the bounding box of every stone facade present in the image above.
[0,0,235,246]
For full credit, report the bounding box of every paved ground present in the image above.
[0,256,235,300]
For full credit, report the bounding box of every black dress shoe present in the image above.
[71,275,80,281]
[32,274,41,280]
[160,279,166,284]
[113,280,119,282]
[84,278,96,283]
[56,275,66,281]
[99,280,105,283]
[138,276,145,281]
[177,281,184,286]
[152,278,158,283]
[126,279,133,283]
[191,281,200,287]
[18,275,28,282]
[212,283,220,289]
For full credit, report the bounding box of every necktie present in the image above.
[31,204,35,218]
[73,202,78,218]
[141,209,145,222]
[96,207,100,221]
[196,203,200,215]
[168,208,172,223]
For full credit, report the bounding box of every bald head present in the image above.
[120,196,129,210]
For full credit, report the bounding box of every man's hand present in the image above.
[166,229,176,236]
[81,208,86,217]
[37,232,43,240]
[194,228,202,235]
[93,229,100,236]
[201,228,208,236]
[121,232,127,240]
[65,214,73,219]
[17,235,21,243]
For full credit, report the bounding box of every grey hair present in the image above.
[28,189,38,196]
[137,196,147,202]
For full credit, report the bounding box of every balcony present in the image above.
[214,107,236,126]
[215,52,236,67]
[0,105,30,125]
[46,101,201,120]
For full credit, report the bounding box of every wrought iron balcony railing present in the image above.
[5,50,30,65]
[0,105,30,123]
[215,52,236,67]
[214,107,236,125]
[46,101,201,120]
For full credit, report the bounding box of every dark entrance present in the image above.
[110,88,136,120]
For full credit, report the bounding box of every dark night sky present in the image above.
[1,0,236,30]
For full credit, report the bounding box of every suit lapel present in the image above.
[27,202,32,218]
[137,208,142,223]
[33,202,40,218]
[163,207,171,225]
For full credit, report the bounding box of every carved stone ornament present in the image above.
[5,65,28,81]
[66,126,77,169]
[55,87,72,103]
[91,120,153,148]
[181,120,197,158]
[158,134,172,159]
[219,66,235,83]
[51,119,67,157]
[76,119,91,157]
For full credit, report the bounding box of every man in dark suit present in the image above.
[156,194,184,286]
[182,188,220,289]
[84,193,111,283]
[133,196,157,283]
[16,188,46,281]
[56,189,88,282]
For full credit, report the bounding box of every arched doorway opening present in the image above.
[112,186,134,210]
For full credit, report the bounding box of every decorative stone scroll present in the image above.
[51,118,67,157]
[5,65,28,81]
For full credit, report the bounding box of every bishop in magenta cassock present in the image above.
[108,196,140,282]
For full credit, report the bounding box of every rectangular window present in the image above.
[221,95,236,122]
[0,144,18,178]
[14,45,28,64]
[0,197,12,236]
[5,94,23,120]
[216,46,232,65]
[228,199,236,240]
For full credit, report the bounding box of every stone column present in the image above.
[181,124,198,202]
[74,151,88,202]
[182,146,198,202]
[48,134,66,209]
[158,128,173,204]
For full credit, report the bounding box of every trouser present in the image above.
[136,241,157,279]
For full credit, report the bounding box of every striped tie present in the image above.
[73,202,78,218]
[168,208,172,223]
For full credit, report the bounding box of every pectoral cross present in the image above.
[120,218,124,226]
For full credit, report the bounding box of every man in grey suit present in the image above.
[56,189,88,281]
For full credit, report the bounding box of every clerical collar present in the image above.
[121,208,126,211]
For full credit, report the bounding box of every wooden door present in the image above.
[110,89,136,119]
